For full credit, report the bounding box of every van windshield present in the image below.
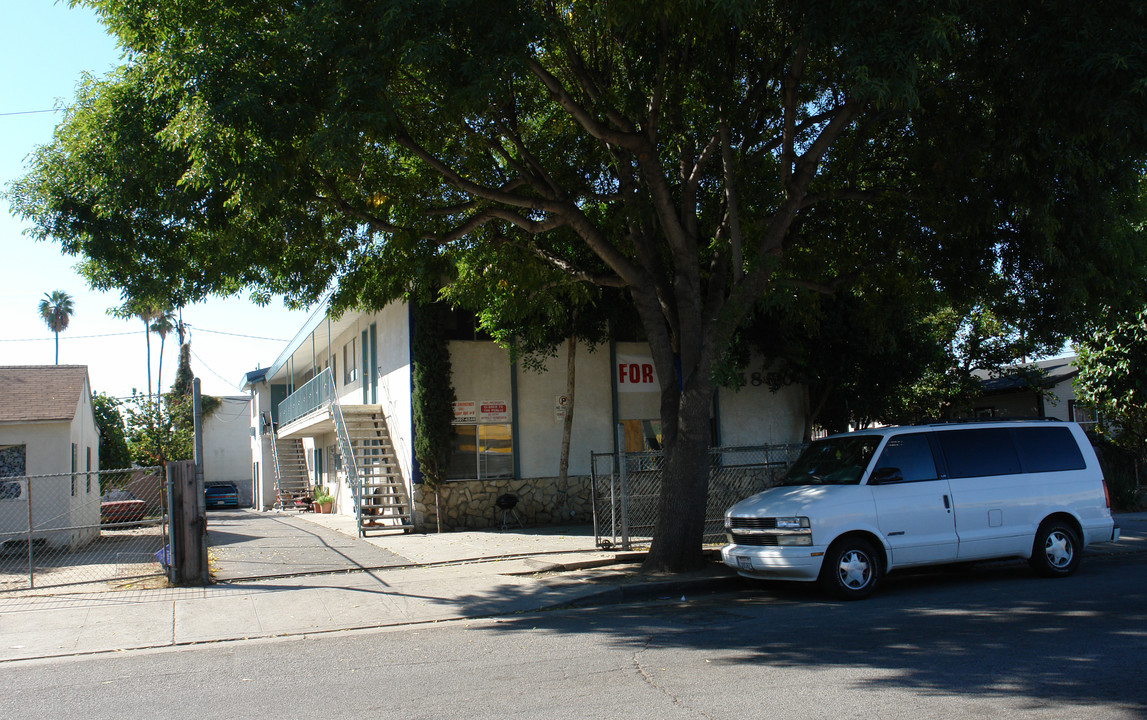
[781,436,881,486]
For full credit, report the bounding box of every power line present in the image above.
[1,327,288,343]
[188,345,243,392]
[0,331,140,342]
[0,108,66,117]
[189,327,289,342]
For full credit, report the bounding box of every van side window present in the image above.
[1014,427,1086,472]
[938,428,1021,478]
[872,433,938,482]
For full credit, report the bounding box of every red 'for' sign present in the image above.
[619,363,654,385]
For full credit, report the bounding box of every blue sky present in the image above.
[0,1,313,399]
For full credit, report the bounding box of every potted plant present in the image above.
[312,486,334,514]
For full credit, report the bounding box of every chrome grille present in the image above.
[729,517,778,530]
[728,532,779,546]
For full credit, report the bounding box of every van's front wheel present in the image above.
[819,537,882,600]
[1029,521,1081,578]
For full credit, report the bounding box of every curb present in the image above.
[559,573,748,609]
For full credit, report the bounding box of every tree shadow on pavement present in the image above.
[428,556,1147,712]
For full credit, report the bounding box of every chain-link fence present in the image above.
[0,467,167,594]
[590,444,806,550]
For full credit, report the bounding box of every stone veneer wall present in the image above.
[412,475,592,531]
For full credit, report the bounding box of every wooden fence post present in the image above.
[167,460,206,585]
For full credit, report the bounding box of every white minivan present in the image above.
[722,421,1120,599]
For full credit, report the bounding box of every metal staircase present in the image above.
[271,437,310,510]
[340,406,413,535]
[271,368,413,535]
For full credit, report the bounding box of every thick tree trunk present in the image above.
[641,374,715,572]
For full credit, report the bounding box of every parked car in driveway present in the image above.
[722,421,1120,600]
[205,482,239,509]
[100,489,147,524]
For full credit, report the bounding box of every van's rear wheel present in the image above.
[1029,521,1081,577]
[819,537,882,600]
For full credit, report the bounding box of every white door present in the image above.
[868,433,958,567]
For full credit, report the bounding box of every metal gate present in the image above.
[0,467,167,594]
[590,444,806,550]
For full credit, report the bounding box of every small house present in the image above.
[0,365,101,548]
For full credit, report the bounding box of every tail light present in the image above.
[1102,478,1111,509]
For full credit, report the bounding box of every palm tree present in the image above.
[38,290,74,364]
[111,297,160,402]
[151,309,177,397]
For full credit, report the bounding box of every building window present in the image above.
[620,419,663,452]
[0,444,26,500]
[71,443,78,497]
[447,424,514,480]
[442,306,494,341]
[343,336,358,384]
[86,447,92,493]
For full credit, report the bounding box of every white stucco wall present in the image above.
[715,354,806,446]
[203,396,254,505]
[247,381,277,510]
[69,388,100,543]
[514,340,614,478]
[0,422,71,476]
[0,422,74,546]
[373,302,414,487]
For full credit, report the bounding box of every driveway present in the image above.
[207,509,409,581]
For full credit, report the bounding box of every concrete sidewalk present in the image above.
[0,511,730,663]
[0,511,1142,664]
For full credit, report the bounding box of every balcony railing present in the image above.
[278,368,337,427]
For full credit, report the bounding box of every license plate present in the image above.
[736,556,752,570]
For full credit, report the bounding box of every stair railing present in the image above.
[322,371,365,536]
[267,417,287,509]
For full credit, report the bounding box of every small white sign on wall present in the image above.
[555,394,569,420]
[479,400,509,424]
[453,401,477,424]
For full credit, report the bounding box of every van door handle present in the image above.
[943,494,951,510]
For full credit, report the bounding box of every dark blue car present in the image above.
[205,482,239,509]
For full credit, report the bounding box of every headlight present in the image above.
[775,517,810,530]
[775,533,813,546]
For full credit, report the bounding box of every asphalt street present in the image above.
[3,546,1144,720]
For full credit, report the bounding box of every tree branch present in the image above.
[527,58,643,150]
[780,40,809,189]
[719,120,744,284]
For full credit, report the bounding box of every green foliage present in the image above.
[312,485,334,504]
[10,0,1147,569]
[446,240,613,372]
[123,393,193,465]
[91,392,132,470]
[1076,308,1147,453]
[38,290,74,334]
[169,341,222,433]
[411,302,456,490]
[1091,439,1145,512]
[749,279,959,433]
[120,342,220,465]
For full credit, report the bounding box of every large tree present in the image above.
[9,0,1147,570]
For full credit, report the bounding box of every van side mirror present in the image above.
[870,467,904,485]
